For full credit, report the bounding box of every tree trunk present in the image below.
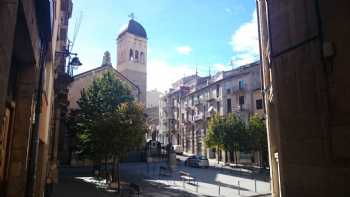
[104,155,108,182]
[117,159,120,193]
[217,146,219,164]
[233,146,236,164]
[111,156,116,182]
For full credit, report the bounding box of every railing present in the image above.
[205,93,217,101]
[205,111,212,118]
[194,113,204,121]
[232,85,247,93]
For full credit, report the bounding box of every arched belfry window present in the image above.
[135,50,139,63]
[129,49,134,61]
[140,52,144,64]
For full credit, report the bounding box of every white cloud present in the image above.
[176,46,192,55]
[213,63,226,72]
[230,10,259,66]
[118,23,128,34]
[147,59,193,93]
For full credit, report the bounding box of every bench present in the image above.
[129,183,140,197]
[179,171,197,186]
[109,181,118,190]
[159,166,172,177]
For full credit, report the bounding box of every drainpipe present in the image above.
[26,41,48,197]
[256,0,266,114]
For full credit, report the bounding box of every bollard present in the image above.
[153,165,155,176]
[238,180,240,195]
[218,181,221,196]
[147,163,149,175]
[254,178,257,193]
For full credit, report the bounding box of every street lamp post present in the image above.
[56,40,82,76]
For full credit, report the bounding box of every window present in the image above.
[182,113,185,121]
[129,49,134,60]
[239,96,245,105]
[191,96,194,106]
[256,99,263,110]
[140,52,144,64]
[239,80,245,90]
[216,101,220,113]
[216,84,220,97]
[226,89,231,94]
[135,50,139,62]
[227,99,232,113]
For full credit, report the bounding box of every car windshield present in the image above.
[198,156,207,160]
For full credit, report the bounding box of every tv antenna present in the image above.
[71,11,83,52]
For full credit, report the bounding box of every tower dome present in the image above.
[118,19,147,39]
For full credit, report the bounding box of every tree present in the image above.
[222,113,246,164]
[247,115,268,167]
[67,71,135,177]
[97,102,146,192]
[205,113,225,163]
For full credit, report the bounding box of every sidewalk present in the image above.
[53,166,201,197]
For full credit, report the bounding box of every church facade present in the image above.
[69,18,148,110]
[63,18,148,165]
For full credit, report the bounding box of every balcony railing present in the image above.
[205,111,212,118]
[232,85,247,93]
[194,113,204,121]
[205,93,217,101]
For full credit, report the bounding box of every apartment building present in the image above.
[159,62,263,164]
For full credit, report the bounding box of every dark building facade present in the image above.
[257,0,350,196]
[0,0,73,196]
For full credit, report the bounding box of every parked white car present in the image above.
[184,155,209,168]
[172,145,183,154]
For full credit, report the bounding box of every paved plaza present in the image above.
[53,156,271,197]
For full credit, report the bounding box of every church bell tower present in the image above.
[117,14,147,105]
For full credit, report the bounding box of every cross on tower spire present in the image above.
[128,13,135,20]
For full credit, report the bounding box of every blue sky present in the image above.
[69,0,259,92]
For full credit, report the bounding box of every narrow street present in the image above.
[53,155,271,197]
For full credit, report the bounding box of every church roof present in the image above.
[118,19,147,39]
[73,65,139,91]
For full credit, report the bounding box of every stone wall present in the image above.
[257,0,350,196]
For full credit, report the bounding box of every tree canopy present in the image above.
[67,71,146,189]
[204,113,268,166]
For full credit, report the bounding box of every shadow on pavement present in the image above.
[54,167,202,197]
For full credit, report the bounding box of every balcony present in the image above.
[194,99,201,106]
[205,111,212,118]
[194,113,204,122]
[232,105,246,113]
[185,102,194,110]
[205,93,217,101]
[232,85,247,94]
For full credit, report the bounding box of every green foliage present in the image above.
[222,113,246,152]
[247,115,268,166]
[108,102,147,158]
[67,71,145,162]
[205,113,246,152]
[204,113,268,166]
[205,114,225,149]
[247,115,267,151]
